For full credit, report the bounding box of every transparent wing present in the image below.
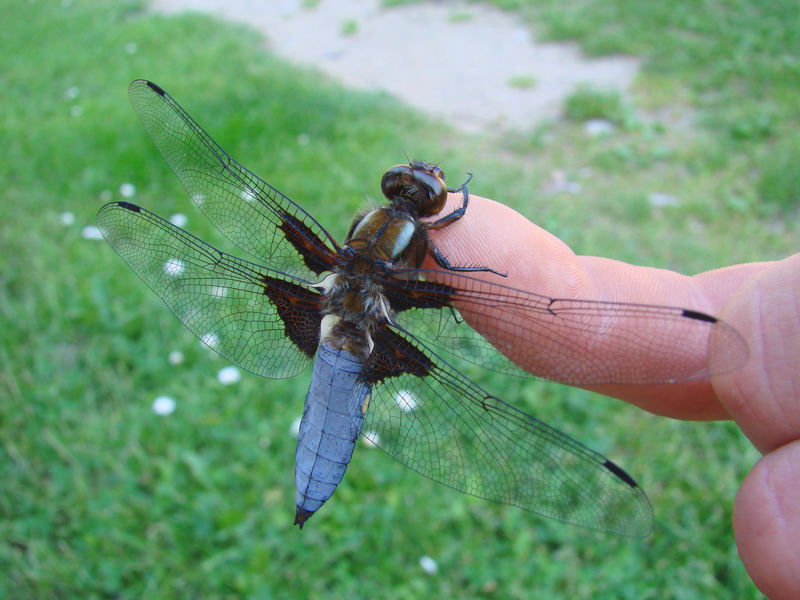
[388,270,748,385]
[128,79,339,280]
[363,326,653,536]
[97,201,322,379]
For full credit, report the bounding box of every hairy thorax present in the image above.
[318,204,426,359]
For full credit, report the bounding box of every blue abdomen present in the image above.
[294,342,370,527]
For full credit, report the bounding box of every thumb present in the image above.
[734,441,800,600]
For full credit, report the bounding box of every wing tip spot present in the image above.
[145,80,166,96]
[681,309,717,324]
[117,201,141,213]
[603,459,638,488]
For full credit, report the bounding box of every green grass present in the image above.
[1,0,796,598]
[340,18,359,36]
[498,0,800,217]
[506,74,537,89]
[563,86,628,125]
[757,137,800,213]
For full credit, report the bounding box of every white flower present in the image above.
[169,213,188,227]
[119,182,136,198]
[167,350,184,365]
[152,395,176,416]
[163,258,184,276]
[217,366,241,385]
[65,86,80,100]
[419,555,438,575]
[361,430,380,448]
[201,332,219,349]
[59,211,75,226]
[394,389,417,412]
[81,225,104,240]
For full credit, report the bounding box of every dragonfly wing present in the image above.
[97,201,322,379]
[388,270,748,385]
[128,79,338,280]
[361,325,653,536]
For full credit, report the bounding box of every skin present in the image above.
[424,192,800,600]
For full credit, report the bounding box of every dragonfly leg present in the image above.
[430,243,507,277]
[427,173,506,276]
[428,173,473,230]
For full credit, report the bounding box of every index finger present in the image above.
[424,192,765,420]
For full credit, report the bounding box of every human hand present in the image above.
[427,192,800,599]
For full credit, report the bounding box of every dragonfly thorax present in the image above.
[317,272,389,360]
[345,208,419,262]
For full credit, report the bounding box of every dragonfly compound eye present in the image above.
[410,164,447,216]
[380,164,414,200]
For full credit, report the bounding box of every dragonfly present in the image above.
[97,80,748,536]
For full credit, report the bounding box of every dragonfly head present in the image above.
[380,161,447,218]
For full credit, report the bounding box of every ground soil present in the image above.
[151,0,639,133]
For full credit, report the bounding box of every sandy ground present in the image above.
[150,0,640,133]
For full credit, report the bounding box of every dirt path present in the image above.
[151,0,639,132]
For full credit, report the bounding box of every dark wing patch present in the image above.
[261,275,322,359]
[277,210,337,276]
[363,327,434,383]
[381,276,455,313]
